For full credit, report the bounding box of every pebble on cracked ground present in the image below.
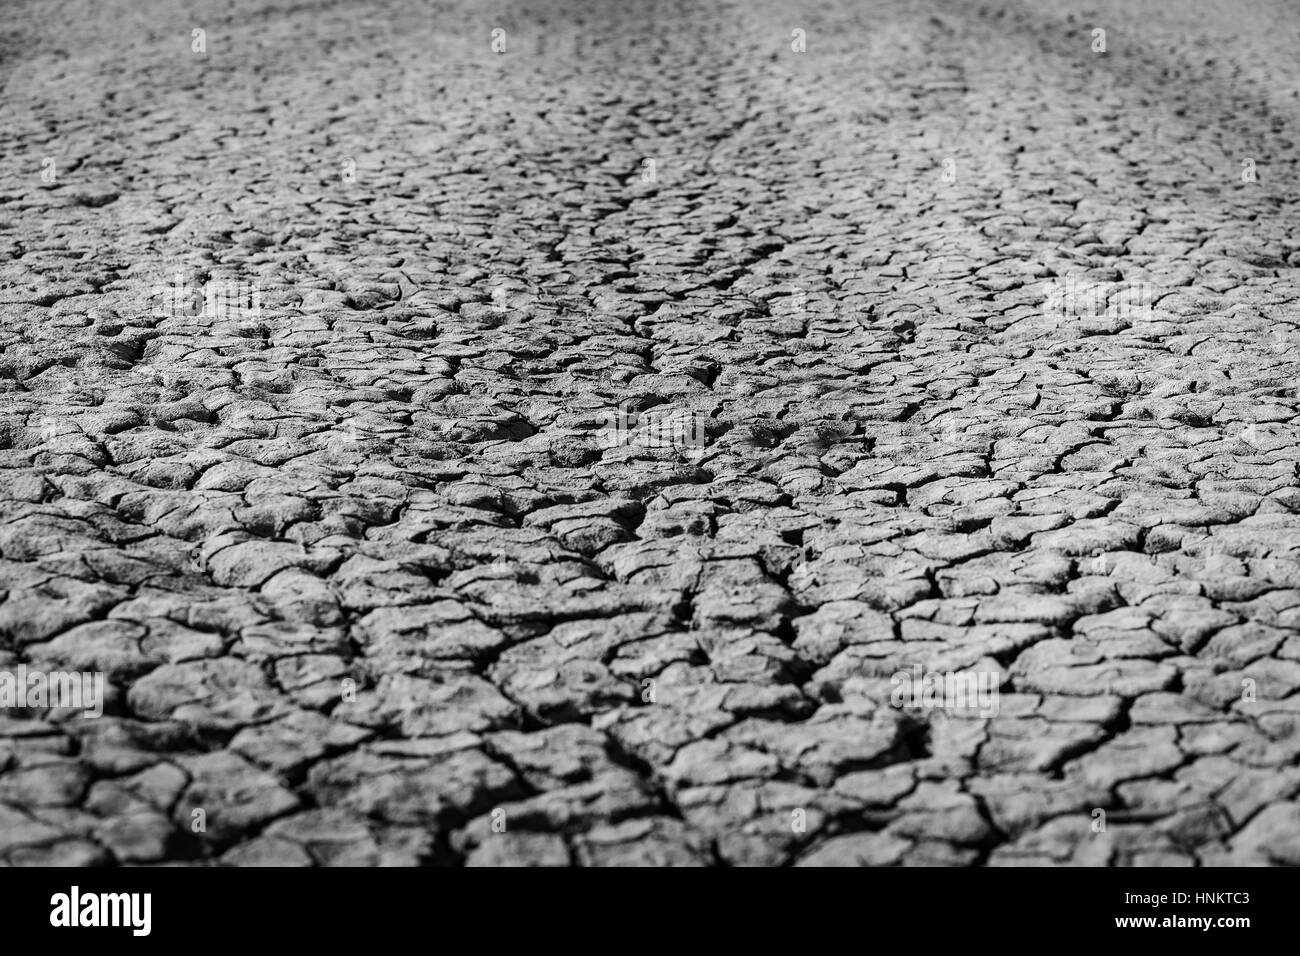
[1,0,1300,867]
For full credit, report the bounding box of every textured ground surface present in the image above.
[2,0,1300,866]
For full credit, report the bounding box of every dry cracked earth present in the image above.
[1,0,1300,867]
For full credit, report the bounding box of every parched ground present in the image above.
[2,0,1300,866]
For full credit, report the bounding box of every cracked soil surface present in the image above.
[3,0,1300,865]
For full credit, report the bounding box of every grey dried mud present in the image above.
[1,0,1299,865]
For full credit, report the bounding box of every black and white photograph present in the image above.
[0,0,1294,917]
